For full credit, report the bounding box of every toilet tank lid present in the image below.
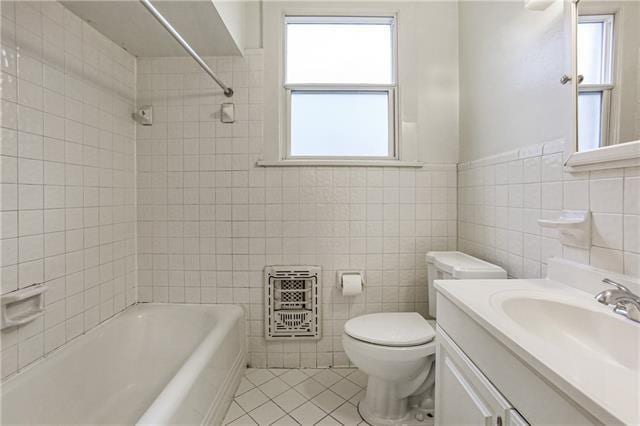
[425,251,507,279]
[344,313,435,347]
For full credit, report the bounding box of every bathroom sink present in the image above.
[435,260,640,425]
[496,295,639,372]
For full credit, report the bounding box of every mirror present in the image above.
[576,0,640,152]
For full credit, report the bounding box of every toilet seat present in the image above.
[344,312,435,347]
[343,333,436,363]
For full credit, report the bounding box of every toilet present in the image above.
[342,251,507,425]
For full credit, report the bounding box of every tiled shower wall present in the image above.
[135,50,457,368]
[0,2,137,379]
[458,140,640,278]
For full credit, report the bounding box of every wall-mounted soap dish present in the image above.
[1,284,48,330]
[538,210,591,249]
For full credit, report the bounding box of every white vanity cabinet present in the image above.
[435,292,603,425]
[435,327,529,426]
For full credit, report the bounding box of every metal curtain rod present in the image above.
[139,0,234,97]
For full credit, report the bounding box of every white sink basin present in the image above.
[498,296,639,372]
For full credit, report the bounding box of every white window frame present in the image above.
[282,15,399,161]
[578,14,615,148]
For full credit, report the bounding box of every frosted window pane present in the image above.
[286,21,393,84]
[578,92,602,151]
[578,22,604,84]
[290,92,390,157]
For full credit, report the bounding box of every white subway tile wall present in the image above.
[458,140,640,279]
[135,51,457,368]
[0,2,136,379]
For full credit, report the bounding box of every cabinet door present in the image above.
[436,327,530,426]
[437,353,494,425]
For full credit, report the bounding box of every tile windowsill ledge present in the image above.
[255,159,425,168]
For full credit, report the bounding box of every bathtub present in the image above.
[1,303,246,425]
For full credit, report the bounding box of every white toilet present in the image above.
[342,251,507,425]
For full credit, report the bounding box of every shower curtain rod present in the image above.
[139,0,234,97]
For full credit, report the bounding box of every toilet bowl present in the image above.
[342,313,436,425]
[343,252,507,425]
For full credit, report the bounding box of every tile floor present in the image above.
[224,368,369,425]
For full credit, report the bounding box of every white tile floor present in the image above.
[224,368,369,425]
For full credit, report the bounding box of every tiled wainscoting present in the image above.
[458,139,640,278]
[0,2,137,378]
[135,51,458,368]
[225,368,368,425]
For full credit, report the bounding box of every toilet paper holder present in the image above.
[336,271,365,290]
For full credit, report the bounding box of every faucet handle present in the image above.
[613,300,640,323]
[602,278,631,293]
[595,289,614,305]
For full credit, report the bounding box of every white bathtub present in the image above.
[1,303,246,425]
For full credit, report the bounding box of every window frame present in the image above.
[577,13,615,149]
[282,14,399,161]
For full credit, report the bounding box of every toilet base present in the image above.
[356,359,436,426]
[357,375,435,426]
[358,400,435,426]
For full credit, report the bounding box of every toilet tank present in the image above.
[425,251,507,318]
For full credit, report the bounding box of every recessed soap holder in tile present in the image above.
[1,284,48,330]
[538,210,591,249]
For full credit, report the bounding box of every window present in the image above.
[577,14,614,151]
[284,16,397,159]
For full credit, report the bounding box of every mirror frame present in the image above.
[565,0,640,172]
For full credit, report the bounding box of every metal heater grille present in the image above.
[265,266,321,340]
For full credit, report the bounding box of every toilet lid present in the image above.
[344,313,435,347]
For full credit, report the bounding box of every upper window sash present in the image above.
[284,15,397,86]
[577,14,614,86]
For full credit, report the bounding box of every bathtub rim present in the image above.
[136,302,246,425]
[1,303,247,426]
[2,303,242,384]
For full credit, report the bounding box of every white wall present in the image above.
[244,0,263,49]
[458,140,640,278]
[458,1,571,162]
[0,1,137,379]
[5,0,635,382]
[135,47,458,368]
[613,1,640,144]
[456,1,639,280]
[213,0,264,51]
[134,1,460,369]
[262,1,460,164]
[213,0,247,53]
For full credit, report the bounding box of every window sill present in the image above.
[255,159,425,168]
[564,139,640,172]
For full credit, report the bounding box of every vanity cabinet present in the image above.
[435,293,601,425]
[436,328,529,426]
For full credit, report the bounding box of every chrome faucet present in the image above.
[595,278,640,323]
